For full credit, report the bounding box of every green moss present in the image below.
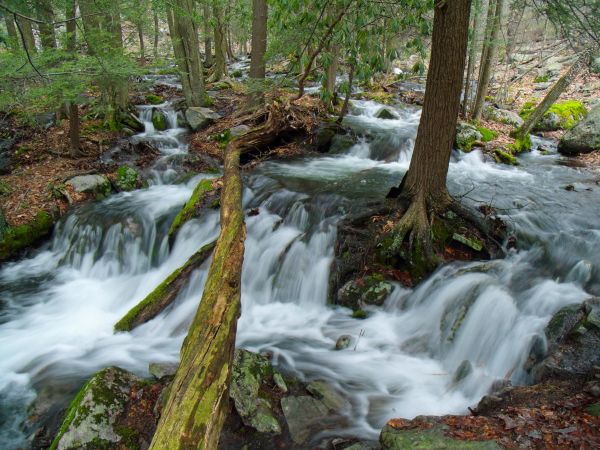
[476,126,498,142]
[352,309,368,319]
[534,74,549,83]
[0,210,54,261]
[585,402,600,417]
[547,100,587,129]
[509,134,532,153]
[231,69,243,78]
[519,101,538,120]
[494,149,519,165]
[363,91,394,104]
[116,426,141,450]
[0,180,11,196]
[168,178,214,240]
[49,379,93,450]
[145,94,163,105]
[116,166,139,192]
[212,129,232,148]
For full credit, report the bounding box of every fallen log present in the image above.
[114,240,216,333]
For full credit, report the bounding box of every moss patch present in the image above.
[509,134,532,153]
[0,210,54,261]
[145,94,163,105]
[494,149,519,165]
[167,178,215,240]
[477,126,498,142]
[520,100,587,129]
[115,166,139,192]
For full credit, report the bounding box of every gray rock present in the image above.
[455,122,482,152]
[230,124,251,137]
[307,380,350,412]
[50,367,142,450]
[229,349,281,434]
[66,175,112,196]
[558,104,600,155]
[148,362,178,379]
[281,396,328,444]
[534,82,552,91]
[184,107,221,131]
[375,107,398,120]
[483,106,524,127]
[335,334,353,350]
[536,112,562,131]
[337,276,394,310]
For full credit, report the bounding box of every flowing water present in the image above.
[1,93,599,448]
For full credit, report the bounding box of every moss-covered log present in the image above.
[168,178,218,242]
[114,240,217,333]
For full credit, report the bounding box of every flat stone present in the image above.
[185,107,222,131]
[307,380,350,412]
[281,396,328,444]
[66,175,111,195]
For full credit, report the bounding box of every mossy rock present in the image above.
[455,122,482,152]
[151,108,167,131]
[115,166,139,192]
[494,149,519,165]
[477,126,498,142]
[0,210,54,261]
[337,273,394,310]
[520,100,587,131]
[509,134,532,153]
[50,367,143,450]
[145,94,163,105]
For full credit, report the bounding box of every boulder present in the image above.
[184,107,221,131]
[529,298,600,382]
[335,334,353,350]
[375,107,398,120]
[380,417,501,449]
[337,273,394,310]
[117,111,145,133]
[558,104,600,155]
[281,396,329,444]
[50,367,149,450]
[455,122,482,152]
[66,174,112,197]
[229,349,282,434]
[151,108,167,131]
[33,112,56,129]
[534,82,552,91]
[114,166,139,192]
[314,122,344,152]
[483,106,524,127]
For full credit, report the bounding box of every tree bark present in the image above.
[68,102,80,158]
[15,16,37,54]
[153,10,159,59]
[323,45,339,109]
[337,62,354,124]
[226,23,235,60]
[212,5,228,81]
[462,0,482,117]
[390,0,471,264]
[472,0,504,121]
[35,0,57,50]
[167,0,207,107]
[203,3,213,66]
[512,49,593,139]
[137,21,145,61]
[3,15,19,52]
[149,125,246,450]
[248,0,267,106]
[65,0,77,52]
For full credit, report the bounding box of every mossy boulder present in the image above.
[116,111,145,133]
[151,108,167,131]
[145,94,163,105]
[66,174,112,198]
[49,367,143,450]
[520,100,587,131]
[380,417,501,449]
[337,273,394,310]
[483,106,524,127]
[0,210,54,261]
[477,126,498,142]
[230,349,283,434]
[455,122,482,152]
[115,166,139,192]
[558,103,600,155]
[494,149,519,165]
[375,107,398,120]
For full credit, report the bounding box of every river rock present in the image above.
[558,104,600,155]
[375,107,398,120]
[281,396,329,444]
[229,349,282,434]
[335,334,353,350]
[307,380,350,412]
[483,106,524,127]
[50,367,145,450]
[117,111,145,133]
[148,362,178,380]
[455,122,482,152]
[530,298,600,382]
[337,274,394,310]
[66,174,112,197]
[151,108,167,131]
[452,360,473,385]
[315,122,345,152]
[184,107,221,131]
[380,416,502,449]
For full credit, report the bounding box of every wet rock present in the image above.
[452,360,473,385]
[537,111,562,130]
[329,134,357,154]
[455,122,482,152]
[281,396,328,444]
[184,107,221,131]
[306,380,350,412]
[117,111,145,133]
[148,362,178,380]
[493,149,518,165]
[50,367,144,450]
[335,334,353,350]
[0,210,54,261]
[337,274,394,310]
[230,349,281,434]
[380,416,501,449]
[230,124,251,137]
[151,107,167,131]
[66,174,112,197]
[483,106,524,127]
[530,298,600,382]
[375,107,398,120]
[558,104,600,155]
[114,166,140,192]
[315,122,344,152]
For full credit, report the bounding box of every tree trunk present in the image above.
[462,0,482,117]
[389,0,471,264]
[15,16,37,54]
[203,3,213,66]
[153,11,159,59]
[36,0,57,50]
[512,49,593,139]
[472,0,504,121]
[137,22,145,61]
[68,102,81,158]
[337,62,355,123]
[226,24,235,60]
[248,0,267,106]
[323,45,339,110]
[503,5,524,64]
[212,5,228,81]
[149,127,246,450]
[167,0,207,107]
[4,15,19,52]
[65,0,77,52]
[78,0,102,54]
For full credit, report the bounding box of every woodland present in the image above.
[0,0,599,449]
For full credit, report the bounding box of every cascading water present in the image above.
[1,93,598,449]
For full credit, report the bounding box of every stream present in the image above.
[1,79,599,448]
